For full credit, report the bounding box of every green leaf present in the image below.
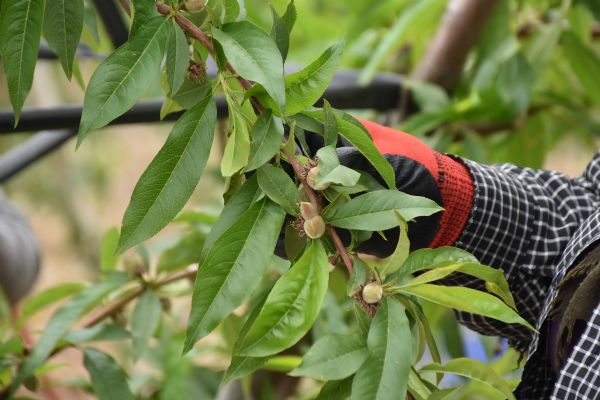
[200,175,261,262]
[351,298,411,400]
[9,274,127,396]
[301,110,396,189]
[223,0,241,23]
[100,227,120,272]
[166,22,189,94]
[323,99,338,147]
[284,41,343,115]
[316,376,353,400]
[395,284,534,330]
[18,283,86,326]
[315,146,360,188]
[131,290,161,359]
[77,16,169,145]
[130,0,157,38]
[323,190,441,231]
[223,294,269,384]
[64,324,130,344]
[156,230,204,273]
[347,257,369,297]
[245,111,284,172]
[270,7,289,60]
[184,199,285,353]
[1,0,45,124]
[402,262,516,309]
[290,334,368,380]
[83,348,135,400]
[257,164,300,215]
[42,0,83,79]
[117,95,216,253]
[236,240,329,357]
[359,0,444,84]
[420,358,516,400]
[221,102,251,176]
[395,246,478,280]
[379,212,409,276]
[212,21,285,110]
[562,31,600,107]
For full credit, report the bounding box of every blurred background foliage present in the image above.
[1,0,600,398]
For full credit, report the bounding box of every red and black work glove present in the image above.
[305,118,475,258]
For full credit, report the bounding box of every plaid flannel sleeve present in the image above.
[444,152,600,351]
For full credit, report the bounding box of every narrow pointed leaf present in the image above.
[270,6,290,60]
[200,175,261,262]
[257,164,300,215]
[83,348,135,400]
[43,0,84,79]
[117,95,216,253]
[323,190,442,231]
[380,213,409,276]
[403,262,515,309]
[351,298,411,400]
[184,199,285,353]
[395,284,534,330]
[131,290,161,359]
[212,21,285,110]
[396,246,478,280]
[245,111,284,172]
[323,100,338,146]
[562,31,600,107]
[1,0,45,124]
[9,274,127,396]
[18,283,86,326]
[290,334,368,380]
[77,16,169,145]
[236,240,329,357]
[166,22,189,94]
[221,104,251,176]
[420,358,516,400]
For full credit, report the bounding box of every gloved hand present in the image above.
[0,191,40,304]
[303,118,475,258]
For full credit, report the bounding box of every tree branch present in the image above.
[413,0,499,93]
[80,268,197,328]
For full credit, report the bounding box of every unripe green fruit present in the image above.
[184,0,206,13]
[306,167,330,191]
[362,282,383,304]
[300,201,318,220]
[304,215,326,239]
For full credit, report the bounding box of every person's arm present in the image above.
[0,192,40,304]
[339,119,600,349]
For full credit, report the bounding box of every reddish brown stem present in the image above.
[283,150,354,273]
[81,268,197,328]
